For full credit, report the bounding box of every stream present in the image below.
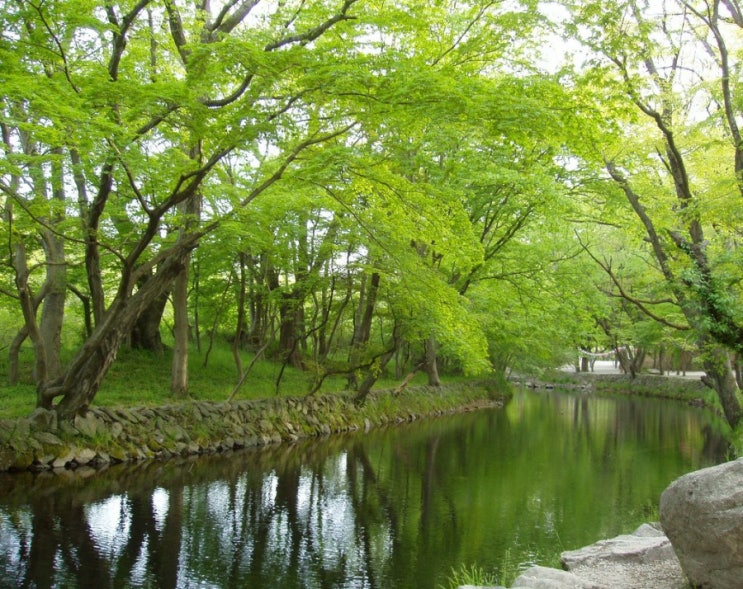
[0,389,731,588]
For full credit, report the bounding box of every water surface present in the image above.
[0,390,730,588]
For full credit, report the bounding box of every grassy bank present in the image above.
[0,344,472,420]
[539,368,718,406]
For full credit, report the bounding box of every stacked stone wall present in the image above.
[0,384,505,472]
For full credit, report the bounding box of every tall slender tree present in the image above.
[565,0,743,425]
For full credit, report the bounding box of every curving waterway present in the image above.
[0,389,731,588]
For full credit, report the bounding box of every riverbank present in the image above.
[0,366,728,474]
[0,383,507,473]
[520,365,716,409]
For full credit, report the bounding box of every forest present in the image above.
[2,0,743,427]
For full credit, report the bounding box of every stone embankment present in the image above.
[0,384,506,473]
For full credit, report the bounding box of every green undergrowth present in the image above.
[0,344,462,420]
[439,564,499,589]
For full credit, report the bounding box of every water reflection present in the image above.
[0,390,730,588]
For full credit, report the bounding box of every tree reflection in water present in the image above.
[0,390,731,589]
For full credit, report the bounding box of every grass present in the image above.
[0,384,37,421]
[0,343,434,420]
[439,563,500,589]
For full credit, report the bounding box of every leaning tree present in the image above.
[1,0,367,418]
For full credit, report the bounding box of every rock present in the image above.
[8,448,35,470]
[74,413,103,438]
[631,522,665,537]
[72,447,97,466]
[110,422,124,438]
[35,431,64,446]
[51,447,76,469]
[108,445,128,462]
[512,565,605,588]
[0,446,15,471]
[28,408,57,431]
[93,451,111,465]
[560,526,686,589]
[163,424,187,442]
[59,421,79,437]
[660,457,743,588]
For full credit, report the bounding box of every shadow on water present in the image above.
[0,390,731,589]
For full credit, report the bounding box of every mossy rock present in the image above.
[51,446,76,469]
[147,438,164,452]
[0,446,18,471]
[28,408,57,431]
[73,413,104,438]
[35,431,64,446]
[108,445,129,462]
[163,424,188,442]
[10,449,35,470]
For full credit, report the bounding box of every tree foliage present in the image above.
[4,0,742,425]
[561,0,743,424]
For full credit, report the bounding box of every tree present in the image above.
[0,0,364,418]
[564,0,743,425]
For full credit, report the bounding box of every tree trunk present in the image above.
[354,347,396,404]
[130,272,169,353]
[54,322,125,419]
[245,254,270,350]
[170,260,190,397]
[424,337,441,387]
[38,151,67,382]
[170,157,201,397]
[393,361,424,395]
[38,229,66,381]
[68,285,93,339]
[233,252,248,381]
[701,346,741,428]
[8,328,27,386]
[13,242,52,406]
[49,248,191,420]
[278,294,304,369]
[615,346,645,378]
[348,271,380,389]
[192,258,201,353]
[354,325,401,404]
[632,347,646,375]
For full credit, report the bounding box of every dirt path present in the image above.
[565,359,706,380]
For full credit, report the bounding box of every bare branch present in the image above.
[201,74,254,108]
[604,160,676,282]
[432,2,498,66]
[212,0,260,36]
[164,0,190,64]
[29,1,80,92]
[576,231,690,331]
[265,0,360,51]
[106,0,152,80]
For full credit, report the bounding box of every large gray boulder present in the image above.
[660,457,743,588]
